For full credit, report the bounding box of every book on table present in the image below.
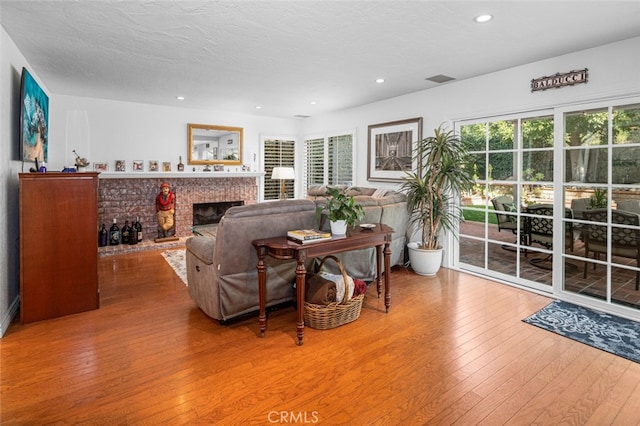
[287,229,332,244]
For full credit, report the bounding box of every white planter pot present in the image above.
[407,242,443,276]
[330,219,347,236]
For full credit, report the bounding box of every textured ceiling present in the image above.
[2,1,640,119]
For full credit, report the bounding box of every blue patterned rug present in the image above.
[523,300,640,364]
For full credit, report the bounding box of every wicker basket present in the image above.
[304,255,364,330]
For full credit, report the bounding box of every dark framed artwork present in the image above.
[19,68,49,162]
[367,117,422,182]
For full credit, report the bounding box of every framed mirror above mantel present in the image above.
[188,123,243,166]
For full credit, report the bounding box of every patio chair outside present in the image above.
[583,208,640,290]
[491,195,518,235]
[616,199,640,214]
[526,204,574,269]
[571,197,591,220]
[528,204,574,253]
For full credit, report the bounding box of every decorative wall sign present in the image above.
[531,68,588,92]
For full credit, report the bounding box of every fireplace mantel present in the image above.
[98,171,264,179]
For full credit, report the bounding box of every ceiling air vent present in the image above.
[425,74,456,83]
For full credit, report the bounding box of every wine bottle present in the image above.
[121,220,131,244]
[98,224,108,247]
[109,219,120,246]
[135,216,143,243]
[129,218,138,245]
[177,156,184,172]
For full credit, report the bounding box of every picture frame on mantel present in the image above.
[367,117,422,182]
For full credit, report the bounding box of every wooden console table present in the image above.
[252,224,393,345]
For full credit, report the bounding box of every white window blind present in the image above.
[328,134,353,186]
[303,133,353,196]
[304,137,325,191]
[263,139,295,200]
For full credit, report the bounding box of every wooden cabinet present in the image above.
[19,172,99,323]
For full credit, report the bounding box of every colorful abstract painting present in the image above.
[20,68,49,163]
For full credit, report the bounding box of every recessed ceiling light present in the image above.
[474,14,493,23]
[176,96,184,100]
[310,101,317,105]
[255,105,262,109]
[375,78,385,84]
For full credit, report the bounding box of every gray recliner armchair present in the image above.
[186,199,318,322]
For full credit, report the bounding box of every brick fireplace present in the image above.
[97,173,261,254]
[192,200,244,226]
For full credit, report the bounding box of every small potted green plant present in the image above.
[320,186,365,235]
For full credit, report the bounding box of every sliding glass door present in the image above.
[561,103,640,311]
[455,98,640,316]
[457,114,556,293]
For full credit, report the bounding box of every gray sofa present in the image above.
[185,188,408,322]
[186,199,318,322]
[307,185,409,280]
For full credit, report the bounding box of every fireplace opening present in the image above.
[192,200,244,228]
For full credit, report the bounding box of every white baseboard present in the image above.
[0,296,20,338]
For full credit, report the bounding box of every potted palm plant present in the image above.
[400,124,472,276]
[321,186,365,235]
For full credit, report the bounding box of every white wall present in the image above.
[0,27,49,335]
[2,27,640,335]
[301,37,640,262]
[304,37,640,190]
[50,96,300,173]
[0,26,302,336]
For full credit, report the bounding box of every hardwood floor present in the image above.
[2,248,640,425]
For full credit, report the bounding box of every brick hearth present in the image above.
[97,173,261,255]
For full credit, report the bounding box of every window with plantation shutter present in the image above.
[303,132,353,196]
[263,138,295,200]
[328,134,353,186]
[304,137,324,191]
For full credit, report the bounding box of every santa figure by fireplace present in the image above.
[155,182,178,242]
